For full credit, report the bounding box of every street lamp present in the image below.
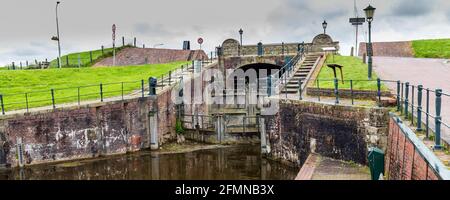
[55,1,62,68]
[239,28,243,56]
[322,20,328,34]
[364,4,376,80]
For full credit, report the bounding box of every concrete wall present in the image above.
[264,99,389,166]
[385,114,450,180]
[0,87,177,167]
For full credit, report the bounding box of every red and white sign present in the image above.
[197,37,203,44]
[112,24,116,41]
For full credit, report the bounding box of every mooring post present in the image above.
[396,81,401,111]
[298,79,303,100]
[404,82,409,118]
[417,85,423,131]
[100,83,103,102]
[0,94,4,115]
[51,89,56,109]
[377,78,381,106]
[434,89,443,150]
[334,78,339,104]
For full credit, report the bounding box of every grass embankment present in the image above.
[0,61,188,111]
[314,55,388,91]
[48,45,130,68]
[412,39,450,59]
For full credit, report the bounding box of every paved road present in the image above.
[373,57,450,143]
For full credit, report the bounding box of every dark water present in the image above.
[0,145,298,180]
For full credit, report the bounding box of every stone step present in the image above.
[280,89,299,94]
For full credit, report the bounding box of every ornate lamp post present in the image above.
[322,20,328,34]
[239,28,243,56]
[364,4,376,80]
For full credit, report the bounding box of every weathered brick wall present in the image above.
[385,116,449,180]
[265,99,388,166]
[359,41,413,57]
[0,87,177,167]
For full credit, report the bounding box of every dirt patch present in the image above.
[94,47,208,67]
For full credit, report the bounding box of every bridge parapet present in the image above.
[220,34,339,57]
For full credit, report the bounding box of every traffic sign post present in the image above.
[349,17,365,57]
[112,24,116,66]
[198,38,203,50]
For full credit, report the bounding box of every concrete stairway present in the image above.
[280,53,323,94]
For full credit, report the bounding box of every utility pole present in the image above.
[55,1,62,68]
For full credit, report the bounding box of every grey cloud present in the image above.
[134,23,185,37]
[392,0,433,17]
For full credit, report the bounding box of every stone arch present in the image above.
[312,34,333,45]
[222,39,240,57]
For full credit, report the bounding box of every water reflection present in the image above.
[0,145,298,180]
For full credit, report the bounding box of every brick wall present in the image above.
[0,87,177,167]
[385,115,450,180]
[359,41,413,57]
[264,99,389,166]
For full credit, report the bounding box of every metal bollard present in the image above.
[434,89,443,150]
[417,85,423,131]
[404,82,409,118]
[149,77,157,96]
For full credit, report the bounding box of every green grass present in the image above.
[315,55,388,91]
[412,39,450,59]
[0,61,188,111]
[48,45,130,68]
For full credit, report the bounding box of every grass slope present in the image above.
[315,55,387,91]
[48,46,130,68]
[0,61,188,111]
[412,39,450,59]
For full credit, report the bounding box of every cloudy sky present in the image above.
[1,0,449,66]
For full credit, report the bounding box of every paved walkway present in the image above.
[373,57,450,143]
[295,153,371,180]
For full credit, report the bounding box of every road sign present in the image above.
[349,17,365,23]
[197,38,203,44]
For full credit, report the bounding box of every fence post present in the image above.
[101,45,104,55]
[141,79,145,97]
[121,82,124,100]
[90,51,93,63]
[316,79,320,102]
[51,89,55,109]
[434,89,443,150]
[66,56,69,67]
[404,82,409,118]
[267,75,272,97]
[25,93,29,113]
[100,83,103,102]
[77,87,81,106]
[298,79,302,100]
[417,85,423,131]
[396,81,401,111]
[122,36,125,47]
[411,85,415,125]
[426,88,430,138]
[377,78,381,106]
[0,94,4,115]
[401,83,404,115]
[134,37,137,47]
[350,80,354,105]
[169,71,172,86]
[334,78,339,104]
